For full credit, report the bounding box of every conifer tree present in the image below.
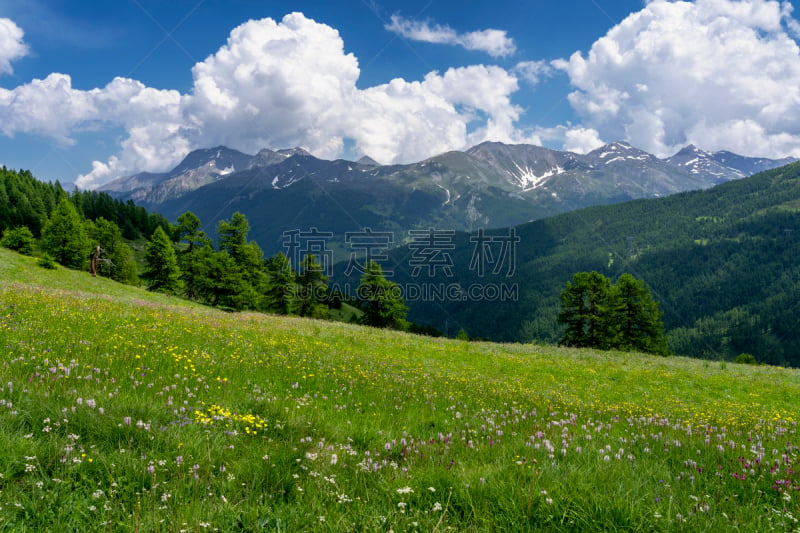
[557,271,615,349]
[217,212,250,263]
[143,226,182,294]
[558,271,669,354]
[214,212,265,309]
[176,211,210,252]
[264,252,296,314]
[41,198,90,269]
[292,254,329,318]
[357,260,407,329]
[176,211,212,300]
[610,273,669,355]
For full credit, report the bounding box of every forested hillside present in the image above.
[370,162,800,365]
[0,168,67,236]
[0,167,173,240]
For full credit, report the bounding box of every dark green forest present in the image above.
[368,162,800,366]
[0,167,173,240]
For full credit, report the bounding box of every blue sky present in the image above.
[1,0,799,187]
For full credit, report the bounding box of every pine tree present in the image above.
[176,211,212,301]
[176,211,210,252]
[216,212,266,305]
[41,198,90,269]
[217,212,250,263]
[557,271,615,349]
[610,273,669,355]
[143,226,182,294]
[206,251,258,310]
[357,260,407,329]
[292,254,329,318]
[558,271,669,354]
[264,252,296,314]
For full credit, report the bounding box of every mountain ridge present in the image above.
[100,141,797,256]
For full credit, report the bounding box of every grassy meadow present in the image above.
[0,247,799,531]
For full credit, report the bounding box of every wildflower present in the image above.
[396,486,414,495]
[432,502,443,512]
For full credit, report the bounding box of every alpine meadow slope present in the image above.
[1,247,799,531]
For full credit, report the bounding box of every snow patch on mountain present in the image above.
[512,162,562,190]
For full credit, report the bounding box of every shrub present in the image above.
[1,226,36,255]
[735,353,757,365]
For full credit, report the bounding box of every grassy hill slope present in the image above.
[1,248,799,531]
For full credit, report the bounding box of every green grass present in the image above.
[1,247,799,531]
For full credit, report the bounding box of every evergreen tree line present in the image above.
[0,168,67,236]
[71,189,174,240]
[557,271,669,355]
[144,211,409,329]
[0,167,173,240]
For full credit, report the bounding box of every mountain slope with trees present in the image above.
[365,162,800,365]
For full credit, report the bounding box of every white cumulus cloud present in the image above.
[0,17,28,75]
[555,0,800,158]
[60,13,524,188]
[385,15,516,57]
[0,13,527,188]
[0,73,186,187]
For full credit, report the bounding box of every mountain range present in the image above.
[100,141,796,255]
